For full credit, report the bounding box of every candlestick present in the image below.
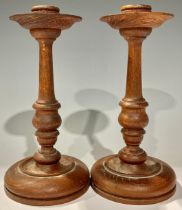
[4,5,89,206]
[91,5,176,205]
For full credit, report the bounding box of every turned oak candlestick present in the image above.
[91,5,176,205]
[4,5,89,206]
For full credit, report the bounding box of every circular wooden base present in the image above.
[4,155,90,206]
[91,155,176,205]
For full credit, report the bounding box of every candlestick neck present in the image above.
[120,28,152,100]
[31,29,61,104]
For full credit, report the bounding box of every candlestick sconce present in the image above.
[91,5,176,205]
[4,5,89,206]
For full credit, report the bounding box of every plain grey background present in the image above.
[0,0,182,210]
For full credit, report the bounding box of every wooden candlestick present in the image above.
[4,5,89,206]
[91,5,176,205]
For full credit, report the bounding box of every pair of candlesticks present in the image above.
[4,4,176,206]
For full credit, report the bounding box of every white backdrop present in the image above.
[0,0,182,210]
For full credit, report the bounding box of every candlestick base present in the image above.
[91,155,176,205]
[4,155,89,206]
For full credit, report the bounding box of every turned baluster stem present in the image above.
[31,29,62,165]
[118,28,151,164]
